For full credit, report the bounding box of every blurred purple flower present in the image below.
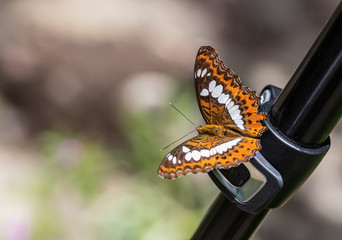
[2,218,31,240]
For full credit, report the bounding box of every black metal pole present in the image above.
[271,3,342,146]
[192,2,342,239]
[192,193,269,239]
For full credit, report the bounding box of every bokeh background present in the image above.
[0,0,341,239]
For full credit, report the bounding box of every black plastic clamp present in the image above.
[208,85,330,213]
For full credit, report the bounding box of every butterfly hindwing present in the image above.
[194,46,267,137]
[158,135,261,180]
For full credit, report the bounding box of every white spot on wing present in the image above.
[215,145,223,154]
[200,89,209,96]
[209,146,219,156]
[209,148,214,156]
[218,94,229,104]
[207,72,211,76]
[225,98,231,107]
[197,69,202,78]
[209,80,216,92]
[227,101,234,110]
[192,150,201,161]
[172,156,177,164]
[168,155,173,161]
[201,68,207,77]
[225,142,232,149]
[212,85,223,98]
[236,119,244,125]
[182,146,190,153]
[220,143,227,152]
[225,138,241,150]
[226,141,235,149]
[230,110,241,120]
[236,118,245,130]
[185,152,192,161]
[229,105,239,113]
[227,106,244,130]
[200,149,210,158]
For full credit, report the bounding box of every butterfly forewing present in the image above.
[194,46,267,137]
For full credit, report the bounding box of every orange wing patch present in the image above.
[235,86,267,137]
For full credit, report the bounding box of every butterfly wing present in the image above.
[158,135,261,180]
[194,46,267,137]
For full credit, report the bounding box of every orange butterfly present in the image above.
[158,46,267,180]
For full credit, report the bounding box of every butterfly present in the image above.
[158,46,267,180]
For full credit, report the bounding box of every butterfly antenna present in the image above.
[169,102,196,126]
[160,129,197,151]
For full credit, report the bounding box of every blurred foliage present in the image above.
[0,84,217,240]
[38,130,113,199]
[119,84,196,170]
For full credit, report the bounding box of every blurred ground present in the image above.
[0,0,341,239]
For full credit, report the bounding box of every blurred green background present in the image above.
[0,1,341,239]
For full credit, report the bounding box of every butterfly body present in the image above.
[197,124,224,136]
[158,46,267,180]
[197,124,245,138]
